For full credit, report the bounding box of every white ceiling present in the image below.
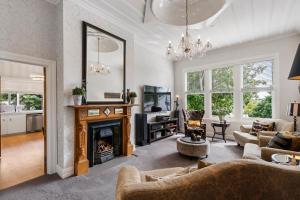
[79,0,300,56]
[0,60,44,79]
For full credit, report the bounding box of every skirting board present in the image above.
[56,145,135,178]
[56,165,74,179]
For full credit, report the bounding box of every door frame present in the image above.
[0,51,57,174]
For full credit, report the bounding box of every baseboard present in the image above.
[56,165,74,179]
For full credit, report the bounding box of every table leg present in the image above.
[212,126,216,142]
[222,126,226,143]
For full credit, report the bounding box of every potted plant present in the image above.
[129,91,137,104]
[214,108,230,122]
[72,86,85,105]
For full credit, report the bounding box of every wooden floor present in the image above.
[0,132,44,190]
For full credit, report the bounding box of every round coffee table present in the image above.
[177,137,210,158]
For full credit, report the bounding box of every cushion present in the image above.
[198,160,215,169]
[281,133,300,152]
[187,120,201,127]
[267,132,292,150]
[250,121,275,136]
[145,167,198,182]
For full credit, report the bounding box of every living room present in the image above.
[1,0,300,199]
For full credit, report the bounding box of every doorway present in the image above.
[0,60,46,189]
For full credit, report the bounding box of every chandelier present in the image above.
[89,36,110,75]
[166,0,212,60]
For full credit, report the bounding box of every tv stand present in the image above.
[147,118,178,143]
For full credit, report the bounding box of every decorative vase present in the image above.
[130,97,135,104]
[73,95,82,105]
[218,115,225,122]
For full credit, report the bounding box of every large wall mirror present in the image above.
[82,22,126,104]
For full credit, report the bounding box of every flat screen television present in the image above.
[143,85,171,113]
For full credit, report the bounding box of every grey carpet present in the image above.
[0,134,243,200]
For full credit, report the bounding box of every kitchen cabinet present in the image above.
[1,114,26,135]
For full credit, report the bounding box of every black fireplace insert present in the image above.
[87,120,122,167]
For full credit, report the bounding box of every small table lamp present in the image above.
[288,102,300,132]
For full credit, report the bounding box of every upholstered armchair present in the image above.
[182,109,206,139]
[116,159,300,200]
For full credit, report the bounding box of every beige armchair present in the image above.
[233,119,293,146]
[116,159,300,200]
[243,135,300,161]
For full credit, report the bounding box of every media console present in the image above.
[135,113,178,145]
[148,118,178,142]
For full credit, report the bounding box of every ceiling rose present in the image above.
[151,0,225,26]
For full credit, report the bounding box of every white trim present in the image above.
[56,165,74,179]
[0,51,57,174]
[182,53,279,73]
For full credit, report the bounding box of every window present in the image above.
[184,58,275,119]
[211,67,234,116]
[186,71,205,110]
[0,93,17,105]
[20,94,43,110]
[242,60,273,118]
[187,94,204,110]
[186,71,204,93]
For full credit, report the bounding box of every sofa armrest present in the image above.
[116,166,141,200]
[258,135,273,147]
[240,125,252,133]
[261,147,300,162]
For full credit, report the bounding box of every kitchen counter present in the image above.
[1,110,43,115]
[1,110,44,135]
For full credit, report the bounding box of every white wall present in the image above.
[60,0,174,171]
[0,0,57,61]
[174,34,300,138]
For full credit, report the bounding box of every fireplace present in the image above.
[87,120,122,167]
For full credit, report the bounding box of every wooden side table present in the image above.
[211,121,230,143]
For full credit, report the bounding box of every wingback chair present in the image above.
[182,109,206,139]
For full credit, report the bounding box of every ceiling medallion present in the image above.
[166,0,212,60]
[89,35,111,75]
[103,107,111,117]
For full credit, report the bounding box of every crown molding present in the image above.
[44,0,60,5]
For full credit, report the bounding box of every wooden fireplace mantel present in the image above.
[69,104,137,176]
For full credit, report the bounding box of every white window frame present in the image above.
[183,54,279,120]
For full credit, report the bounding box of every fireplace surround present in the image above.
[69,104,135,176]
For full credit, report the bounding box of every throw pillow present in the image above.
[291,136,300,152]
[187,120,201,127]
[281,133,300,152]
[145,167,198,182]
[250,121,275,136]
[267,132,292,150]
[198,160,215,169]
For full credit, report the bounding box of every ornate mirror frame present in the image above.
[82,21,126,104]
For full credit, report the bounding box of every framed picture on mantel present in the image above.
[82,21,126,104]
